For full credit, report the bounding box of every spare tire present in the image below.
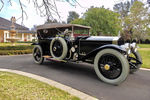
[50,37,68,60]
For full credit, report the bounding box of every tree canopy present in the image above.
[113,0,136,18]
[67,11,79,23]
[71,7,121,36]
[125,1,150,41]
[113,0,150,41]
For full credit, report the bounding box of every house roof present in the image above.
[37,23,91,30]
[0,17,35,34]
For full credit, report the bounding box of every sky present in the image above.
[0,0,135,29]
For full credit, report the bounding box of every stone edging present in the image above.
[0,68,98,100]
[140,68,150,71]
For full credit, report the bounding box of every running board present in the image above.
[43,55,67,63]
[43,55,52,58]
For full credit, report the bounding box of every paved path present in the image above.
[0,55,150,100]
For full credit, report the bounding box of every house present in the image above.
[0,17,36,43]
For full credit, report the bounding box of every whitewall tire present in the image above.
[50,37,68,60]
[94,49,129,85]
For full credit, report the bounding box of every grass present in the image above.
[0,71,80,100]
[138,48,150,69]
[138,44,150,48]
[138,44,150,69]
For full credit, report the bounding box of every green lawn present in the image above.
[138,44,150,69]
[138,44,150,48]
[0,71,80,100]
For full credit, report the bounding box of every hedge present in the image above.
[0,45,33,50]
[17,41,33,43]
[0,45,34,55]
[138,39,150,44]
[0,49,32,55]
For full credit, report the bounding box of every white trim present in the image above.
[22,33,24,41]
[30,34,32,41]
[4,31,9,42]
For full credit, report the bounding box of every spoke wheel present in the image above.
[94,49,129,85]
[33,45,44,64]
[129,51,142,74]
[98,54,122,79]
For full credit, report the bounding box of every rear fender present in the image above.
[79,44,126,60]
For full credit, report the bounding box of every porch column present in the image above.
[4,31,9,42]
[22,33,24,41]
[30,34,32,41]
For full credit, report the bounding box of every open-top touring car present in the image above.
[32,23,142,85]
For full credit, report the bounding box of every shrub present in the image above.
[0,45,33,50]
[0,45,34,55]
[145,39,150,44]
[0,49,32,55]
[17,41,33,43]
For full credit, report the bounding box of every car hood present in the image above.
[86,36,120,41]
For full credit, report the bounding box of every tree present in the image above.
[31,25,37,31]
[71,7,121,36]
[147,0,150,6]
[0,0,80,23]
[45,18,58,24]
[125,1,150,42]
[113,1,133,18]
[67,11,79,23]
[113,0,137,40]
[71,18,86,25]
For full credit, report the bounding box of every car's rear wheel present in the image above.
[50,37,68,60]
[94,49,129,85]
[129,51,142,74]
[33,45,44,64]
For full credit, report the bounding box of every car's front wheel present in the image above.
[94,49,129,85]
[33,45,44,64]
[129,51,142,74]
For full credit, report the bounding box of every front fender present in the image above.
[79,44,126,60]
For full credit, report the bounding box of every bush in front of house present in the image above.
[17,41,33,43]
[0,45,34,55]
[0,49,32,55]
[0,45,33,50]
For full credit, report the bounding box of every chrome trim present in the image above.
[120,43,131,54]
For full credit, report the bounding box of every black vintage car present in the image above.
[32,23,142,85]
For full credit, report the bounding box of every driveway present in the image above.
[0,55,150,100]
